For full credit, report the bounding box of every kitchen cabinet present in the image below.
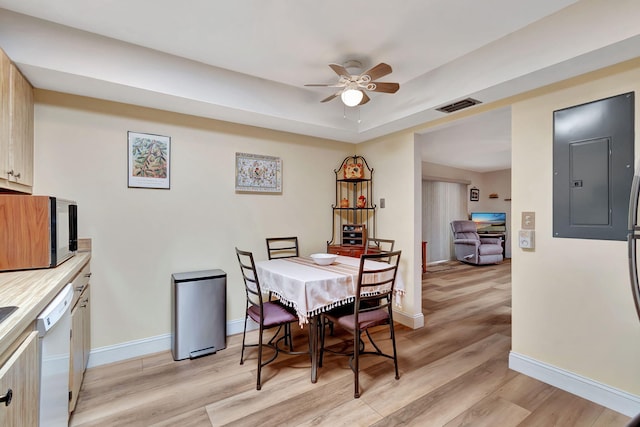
[327,155,376,257]
[0,48,34,193]
[69,264,91,413]
[0,331,39,427]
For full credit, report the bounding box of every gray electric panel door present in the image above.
[553,92,634,241]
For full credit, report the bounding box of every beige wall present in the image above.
[32,91,354,349]
[358,132,423,325]
[512,62,640,394]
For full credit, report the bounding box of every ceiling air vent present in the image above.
[436,98,482,113]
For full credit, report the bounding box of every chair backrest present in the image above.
[265,237,299,260]
[355,251,402,314]
[235,248,264,310]
[450,220,480,241]
[364,237,395,254]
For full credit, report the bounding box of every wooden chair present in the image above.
[320,250,402,398]
[235,248,299,390]
[265,237,299,260]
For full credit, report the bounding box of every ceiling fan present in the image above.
[305,60,400,107]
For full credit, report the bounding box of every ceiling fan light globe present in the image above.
[341,89,363,107]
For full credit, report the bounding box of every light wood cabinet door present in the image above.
[8,63,33,187]
[0,49,33,193]
[0,332,39,427]
[69,284,90,413]
[0,49,10,185]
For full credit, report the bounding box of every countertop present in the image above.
[0,252,91,357]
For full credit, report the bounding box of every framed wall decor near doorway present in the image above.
[470,187,479,201]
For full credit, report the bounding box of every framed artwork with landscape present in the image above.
[127,131,171,189]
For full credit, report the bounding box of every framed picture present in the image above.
[128,132,171,189]
[235,152,282,193]
[470,187,479,201]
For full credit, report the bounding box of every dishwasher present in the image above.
[37,283,73,427]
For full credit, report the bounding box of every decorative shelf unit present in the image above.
[327,155,376,258]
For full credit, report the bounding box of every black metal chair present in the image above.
[235,248,299,390]
[320,250,402,398]
[265,237,299,260]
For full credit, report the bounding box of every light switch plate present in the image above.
[519,230,535,249]
[522,211,535,229]
[380,198,385,208]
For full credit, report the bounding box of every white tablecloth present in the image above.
[255,255,404,325]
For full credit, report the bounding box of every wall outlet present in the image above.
[380,198,385,208]
[521,211,535,230]
[519,230,535,249]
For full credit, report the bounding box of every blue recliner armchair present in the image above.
[450,220,503,265]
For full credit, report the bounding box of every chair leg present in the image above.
[390,321,400,380]
[240,315,248,365]
[353,330,361,398]
[256,324,263,390]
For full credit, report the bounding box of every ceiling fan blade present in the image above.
[305,84,345,89]
[359,92,370,105]
[329,63,350,78]
[321,92,341,103]
[367,82,400,94]
[361,63,392,81]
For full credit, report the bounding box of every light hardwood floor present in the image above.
[70,260,631,426]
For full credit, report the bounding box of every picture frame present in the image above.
[128,131,171,189]
[235,152,282,193]
[470,187,479,201]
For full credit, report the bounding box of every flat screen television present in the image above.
[470,212,507,233]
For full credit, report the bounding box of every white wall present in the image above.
[32,90,352,353]
[511,60,640,398]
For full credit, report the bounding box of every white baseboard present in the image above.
[394,310,424,329]
[509,351,640,417]
[86,318,251,369]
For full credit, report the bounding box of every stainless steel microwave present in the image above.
[0,195,78,271]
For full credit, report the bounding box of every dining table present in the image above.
[254,254,404,383]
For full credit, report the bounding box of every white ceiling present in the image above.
[0,0,639,172]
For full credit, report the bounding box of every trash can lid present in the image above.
[172,269,226,282]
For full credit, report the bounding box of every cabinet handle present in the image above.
[0,389,12,406]
[84,272,92,278]
[6,170,20,179]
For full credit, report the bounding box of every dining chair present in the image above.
[364,237,395,254]
[265,236,299,260]
[235,247,299,390]
[320,250,402,398]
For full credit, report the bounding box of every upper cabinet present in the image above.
[0,48,34,193]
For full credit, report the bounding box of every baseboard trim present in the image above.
[509,351,640,417]
[394,310,424,329]
[86,311,424,369]
[86,318,251,369]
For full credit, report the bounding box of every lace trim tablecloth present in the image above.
[255,255,404,325]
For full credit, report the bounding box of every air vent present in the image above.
[436,98,482,113]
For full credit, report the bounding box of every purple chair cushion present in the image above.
[248,301,297,327]
[336,309,390,331]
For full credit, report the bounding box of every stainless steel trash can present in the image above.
[171,269,226,361]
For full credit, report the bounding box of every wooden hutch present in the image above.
[327,155,376,258]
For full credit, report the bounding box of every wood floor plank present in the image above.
[70,259,631,426]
